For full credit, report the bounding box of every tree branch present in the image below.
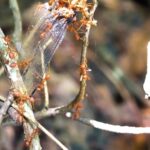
[0,28,41,150]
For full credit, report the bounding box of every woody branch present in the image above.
[0,28,41,150]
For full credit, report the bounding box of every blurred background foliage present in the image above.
[1,0,150,150]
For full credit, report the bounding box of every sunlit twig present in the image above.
[143,41,150,99]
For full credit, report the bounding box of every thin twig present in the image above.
[143,41,150,99]
[35,106,64,119]
[37,123,68,150]
[41,49,49,108]
[9,0,22,49]
[0,92,14,125]
[77,117,150,134]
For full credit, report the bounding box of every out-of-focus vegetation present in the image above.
[0,0,150,150]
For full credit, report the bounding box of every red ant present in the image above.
[13,90,35,123]
[37,74,50,91]
[80,63,91,81]
[24,128,39,147]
